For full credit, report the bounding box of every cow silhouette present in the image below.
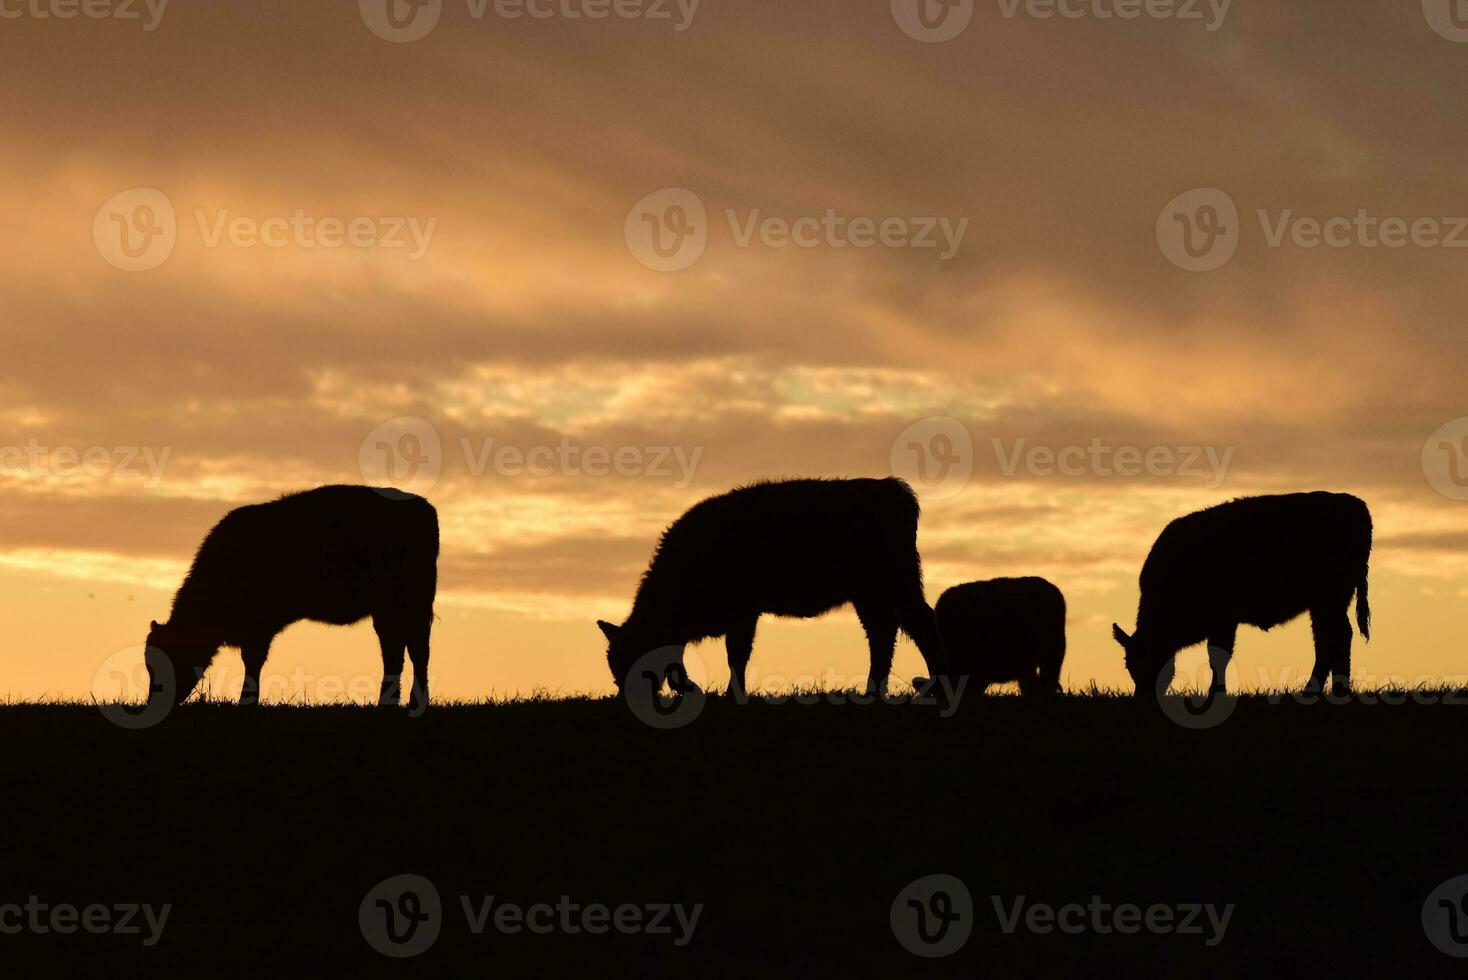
[914,577,1066,696]
[143,485,439,710]
[1112,491,1371,697]
[597,477,948,699]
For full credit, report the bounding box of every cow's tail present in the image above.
[1356,499,1372,642]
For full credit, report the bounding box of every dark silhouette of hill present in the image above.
[1113,491,1371,697]
[5,695,1468,975]
[597,477,948,699]
[144,485,439,711]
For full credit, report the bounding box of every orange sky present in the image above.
[3,1,1467,703]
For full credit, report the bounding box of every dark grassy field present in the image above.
[3,690,1468,977]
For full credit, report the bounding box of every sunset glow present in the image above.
[4,1,1467,703]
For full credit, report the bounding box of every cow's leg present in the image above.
[1206,625,1237,695]
[1310,603,1353,698]
[1018,669,1040,697]
[373,614,406,707]
[855,601,899,698]
[1037,638,1065,695]
[406,615,432,713]
[725,616,757,702]
[239,640,270,707]
[1330,633,1353,698]
[895,595,948,688]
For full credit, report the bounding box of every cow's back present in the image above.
[1139,492,1370,632]
[190,486,438,625]
[936,577,1065,681]
[643,477,922,618]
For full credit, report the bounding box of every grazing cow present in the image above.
[144,485,439,710]
[1112,491,1371,697]
[914,577,1066,696]
[597,477,948,699]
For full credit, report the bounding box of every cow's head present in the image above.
[597,619,693,694]
[597,619,641,690]
[1112,623,1175,695]
[144,620,219,704]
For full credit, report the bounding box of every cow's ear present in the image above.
[596,620,620,642]
[1111,623,1131,647]
[150,620,160,630]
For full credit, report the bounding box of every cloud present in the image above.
[2,1,1467,695]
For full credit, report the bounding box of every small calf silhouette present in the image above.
[143,485,439,710]
[597,477,948,699]
[914,577,1066,696]
[1113,491,1371,697]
